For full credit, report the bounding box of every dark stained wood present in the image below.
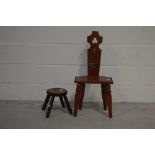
[75,76,113,84]
[74,83,83,117]
[74,31,113,118]
[63,95,73,115]
[102,84,112,118]
[87,31,103,45]
[87,31,103,76]
[42,94,51,110]
[101,84,107,110]
[87,46,101,76]
[42,88,73,118]
[46,96,55,118]
[59,96,65,108]
[79,84,85,110]
[47,88,67,96]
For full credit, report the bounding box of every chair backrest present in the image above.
[87,31,103,76]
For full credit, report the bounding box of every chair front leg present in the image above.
[79,84,85,110]
[104,84,112,118]
[74,83,83,117]
[101,84,107,110]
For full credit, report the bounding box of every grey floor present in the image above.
[0,100,155,129]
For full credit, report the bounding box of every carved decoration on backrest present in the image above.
[87,31,103,76]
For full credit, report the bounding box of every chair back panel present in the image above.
[87,31,103,76]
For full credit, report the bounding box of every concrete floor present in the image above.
[0,100,155,129]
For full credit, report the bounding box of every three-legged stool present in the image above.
[42,88,73,118]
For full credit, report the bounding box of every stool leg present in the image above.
[63,95,72,115]
[101,84,107,110]
[79,84,85,110]
[42,94,50,110]
[46,96,55,118]
[59,96,65,108]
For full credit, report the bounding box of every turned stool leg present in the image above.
[59,96,65,108]
[79,84,85,110]
[105,84,112,118]
[101,84,107,110]
[74,83,83,117]
[42,94,51,110]
[63,95,73,115]
[46,96,55,118]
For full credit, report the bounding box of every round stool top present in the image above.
[47,88,67,96]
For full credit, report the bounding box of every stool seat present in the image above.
[47,88,67,96]
[42,88,73,118]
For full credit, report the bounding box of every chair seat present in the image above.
[74,76,113,84]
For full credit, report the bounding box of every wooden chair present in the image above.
[74,31,113,118]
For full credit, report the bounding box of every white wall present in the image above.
[0,26,155,102]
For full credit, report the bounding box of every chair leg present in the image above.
[74,83,83,117]
[46,96,55,118]
[101,84,107,110]
[79,84,85,110]
[42,94,51,110]
[105,84,112,118]
[59,96,65,108]
[63,95,73,115]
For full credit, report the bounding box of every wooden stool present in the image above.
[42,88,73,118]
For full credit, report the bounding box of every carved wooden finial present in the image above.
[87,31,103,45]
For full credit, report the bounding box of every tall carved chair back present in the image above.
[74,31,113,118]
[87,31,103,76]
